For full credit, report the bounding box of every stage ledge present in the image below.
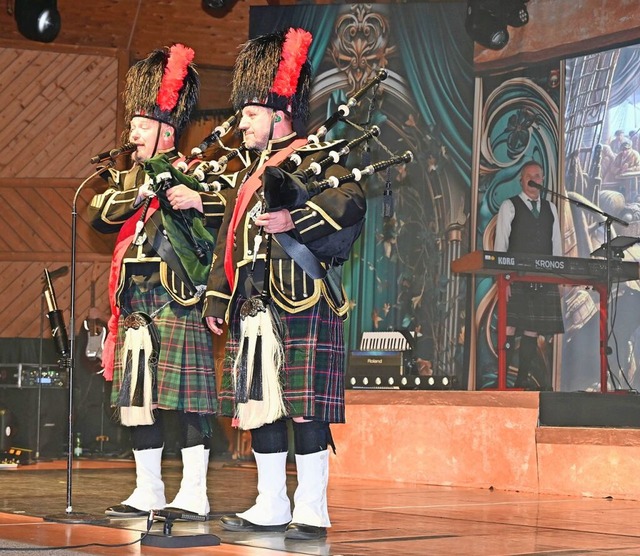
[537,427,640,500]
[331,391,640,500]
[332,390,541,493]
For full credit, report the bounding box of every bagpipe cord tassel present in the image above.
[118,324,155,426]
[235,333,250,404]
[233,306,286,430]
[248,333,263,401]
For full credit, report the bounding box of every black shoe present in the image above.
[284,523,327,540]
[220,515,288,532]
[105,504,148,517]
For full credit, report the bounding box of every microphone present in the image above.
[48,265,69,280]
[90,143,137,164]
[152,508,207,522]
[42,269,69,358]
[191,112,239,157]
[528,180,544,190]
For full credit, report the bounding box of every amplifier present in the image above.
[348,350,405,376]
[347,350,405,389]
[0,364,68,388]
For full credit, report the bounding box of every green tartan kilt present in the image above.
[111,285,217,414]
[219,296,346,423]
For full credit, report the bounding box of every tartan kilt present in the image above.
[507,281,565,335]
[112,285,217,414]
[219,295,346,423]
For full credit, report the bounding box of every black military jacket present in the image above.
[203,133,366,319]
[87,150,227,307]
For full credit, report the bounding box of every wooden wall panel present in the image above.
[0,261,110,339]
[0,48,118,179]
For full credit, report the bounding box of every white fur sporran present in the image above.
[233,296,287,430]
[118,312,158,426]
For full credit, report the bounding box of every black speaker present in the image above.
[0,408,15,451]
[0,387,68,457]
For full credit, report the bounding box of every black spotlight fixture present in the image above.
[465,0,529,51]
[504,0,530,28]
[14,0,61,43]
[203,0,227,10]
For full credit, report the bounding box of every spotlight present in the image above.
[465,0,529,51]
[203,0,227,9]
[14,0,61,43]
[465,0,508,50]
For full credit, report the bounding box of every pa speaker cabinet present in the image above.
[0,387,68,457]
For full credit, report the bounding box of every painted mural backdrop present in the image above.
[562,44,640,392]
[473,64,564,389]
[250,3,474,384]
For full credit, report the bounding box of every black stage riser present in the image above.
[539,392,640,428]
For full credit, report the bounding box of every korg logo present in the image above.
[498,256,515,266]
[366,358,384,365]
[535,259,564,270]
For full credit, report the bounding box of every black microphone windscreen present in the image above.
[49,266,69,279]
[47,309,69,357]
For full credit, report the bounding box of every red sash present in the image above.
[102,197,159,380]
[224,139,307,288]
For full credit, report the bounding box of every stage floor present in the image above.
[1,456,640,555]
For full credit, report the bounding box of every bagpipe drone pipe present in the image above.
[185,67,391,192]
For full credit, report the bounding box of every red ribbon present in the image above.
[224,139,307,288]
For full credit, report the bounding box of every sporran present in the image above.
[233,295,287,430]
[117,311,160,426]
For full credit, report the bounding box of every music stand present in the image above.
[591,235,640,260]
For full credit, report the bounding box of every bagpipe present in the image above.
[89,68,414,431]
[90,68,406,200]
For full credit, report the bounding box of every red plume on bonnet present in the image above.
[157,44,195,112]
[230,27,313,134]
[271,28,312,99]
[123,43,199,137]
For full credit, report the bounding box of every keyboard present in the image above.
[451,250,640,282]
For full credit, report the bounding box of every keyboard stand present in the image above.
[495,273,608,392]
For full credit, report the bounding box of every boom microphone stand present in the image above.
[531,182,633,390]
[43,161,119,524]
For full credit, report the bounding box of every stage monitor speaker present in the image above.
[0,408,15,451]
[0,387,67,457]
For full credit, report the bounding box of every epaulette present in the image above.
[204,173,240,192]
[294,138,347,153]
[100,167,121,182]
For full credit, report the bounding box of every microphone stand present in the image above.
[539,185,630,391]
[37,291,44,462]
[44,162,115,524]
